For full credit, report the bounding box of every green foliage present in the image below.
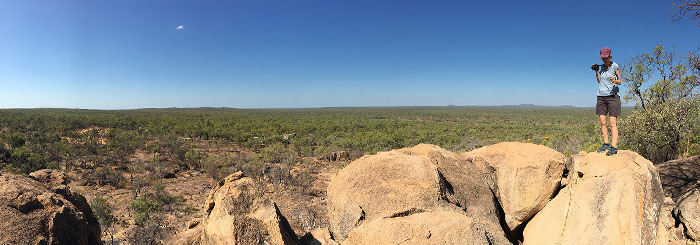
[90,195,116,233]
[260,143,299,164]
[0,106,604,172]
[621,46,699,109]
[621,45,700,163]
[0,144,8,162]
[131,195,158,226]
[201,154,239,181]
[127,160,150,198]
[106,129,143,162]
[93,166,125,187]
[151,182,177,206]
[621,97,700,163]
[4,147,48,175]
[184,149,201,169]
[7,134,25,148]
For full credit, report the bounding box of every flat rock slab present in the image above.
[523,151,664,245]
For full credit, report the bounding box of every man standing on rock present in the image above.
[592,47,622,156]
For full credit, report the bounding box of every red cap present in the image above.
[600,47,611,58]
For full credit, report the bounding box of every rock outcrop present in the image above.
[674,189,700,240]
[522,151,664,245]
[657,156,700,199]
[299,227,338,245]
[170,171,298,245]
[326,144,509,244]
[343,210,492,245]
[170,142,676,245]
[462,142,566,232]
[29,169,68,186]
[656,197,685,244]
[0,171,102,245]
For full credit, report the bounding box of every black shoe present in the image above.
[597,144,610,153]
[606,146,618,156]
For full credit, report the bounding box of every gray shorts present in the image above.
[596,94,621,117]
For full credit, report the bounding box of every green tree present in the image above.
[91,195,117,245]
[131,196,158,226]
[621,45,700,163]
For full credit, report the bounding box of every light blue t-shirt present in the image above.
[597,62,620,96]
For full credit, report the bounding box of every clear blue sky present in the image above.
[1,0,698,109]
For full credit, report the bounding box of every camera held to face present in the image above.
[591,64,600,71]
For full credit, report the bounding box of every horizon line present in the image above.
[0,104,612,111]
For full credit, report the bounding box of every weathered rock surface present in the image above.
[344,211,488,245]
[657,197,685,244]
[0,171,102,245]
[299,227,338,245]
[674,189,700,241]
[170,171,298,245]
[657,156,700,199]
[522,151,664,245]
[462,142,566,231]
[326,144,509,244]
[29,169,68,187]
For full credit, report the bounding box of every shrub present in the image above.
[621,98,700,163]
[151,182,177,207]
[131,196,158,226]
[183,149,201,170]
[261,143,299,165]
[93,166,124,187]
[201,155,238,181]
[91,195,116,244]
[128,160,150,197]
[127,214,163,245]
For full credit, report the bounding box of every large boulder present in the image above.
[522,151,664,245]
[674,189,700,241]
[657,156,700,199]
[0,171,102,245]
[29,169,68,186]
[656,197,685,244]
[326,144,509,244]
[461,142,566,231]
[299,227,338,245]
[170,171,298,245]
[344,211,490,245]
